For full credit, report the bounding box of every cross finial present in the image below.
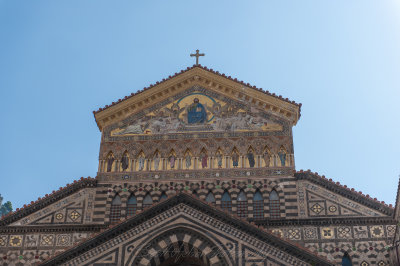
[190,49,205,65]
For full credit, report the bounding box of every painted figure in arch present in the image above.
[187,98,207,124]
[247,150,255,168]
[263,150,270,167]
[278,147,287,167]
[153,152,160,171]
[169,154,176,169]
[107,154,114,172]
[216,151,223,168]
[185,153,192,169]
[121,153,129,171]
[232,151,239,168]
[201,151,208,169]
[138,154,145,171]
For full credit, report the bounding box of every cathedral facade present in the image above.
[0,65,398,265]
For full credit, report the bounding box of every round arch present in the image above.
[129,225,231,266]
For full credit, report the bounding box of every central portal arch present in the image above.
[132,226,230,266]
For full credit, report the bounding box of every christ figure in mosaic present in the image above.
[263,150,270,167]
[232,152,239,168]
[278,147,286,167]
[247,150,255,168]
[138,154,145,171]
[169,154,176,169]
[187,98,207,124]
[185,154,192,169]
[216,152,223,168]
[121,153,129,171]
[153,153,160,171]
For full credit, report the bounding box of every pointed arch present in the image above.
[237,190,248,218]
[231,147,240,168]
[205,192,216,206]
[221,191,232,213]
[110,195,121,223]
[106,152,115,172]
[137,150,146,171]
[160,192,168,201]
[342,251,353,266]
[263,146,271,167]
[253,190,264,220]
[121,150,130,171]
[200,147,208,169]
[153,150,161,171]
[184,148,192,169]
[143,193,153,208]
[168,149,177,169]
[269,190,280,218]
[126,195,137,217]
[215,147,224,168]
[278,145,287,167]
[246,146,256,168]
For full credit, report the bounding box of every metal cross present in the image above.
[190,49,205,65]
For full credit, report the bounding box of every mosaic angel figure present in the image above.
[153,153,160,171]
[138,154,145,171]
[278,147,286,167]
[169,154,176,169]
[107,155,114,172]
[263,150,270,167]
[216,152,223,168]
[232,152,239,168]
[247,150,255,168]
[185,153,192,169]
[121,153,129,171]
[201,152,208,168]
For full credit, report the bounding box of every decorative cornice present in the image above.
[295,170,393,216]
[41,192,332,266]
[0,177,97,226]
[0,224,107,234]
[253,216,396,227]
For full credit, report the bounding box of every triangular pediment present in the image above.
[94,66,301,131]
[41,193,331,266]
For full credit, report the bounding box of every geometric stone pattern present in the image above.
[0,232,88,265]
[298,181,385,218]
[97,178,293,224]
[10,188,96,226]
[63,204,313,266]
[270,225,393,265]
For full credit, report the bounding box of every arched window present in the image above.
[160,192,168,201]
[205,192,216,206]
[143,194,153,209]
[253,190,264,220]
[126,195,137,217]
[342,252,353,266]
[237,190,248,218]
[221,191,232,213]
[110,196,121,223]
[269,190,280,218]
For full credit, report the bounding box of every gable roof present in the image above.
[0,177,97,226]
[295,170,394,216]
[93,65,301,131]
[41,192,332,266]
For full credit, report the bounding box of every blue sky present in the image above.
[0,0,399,209]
